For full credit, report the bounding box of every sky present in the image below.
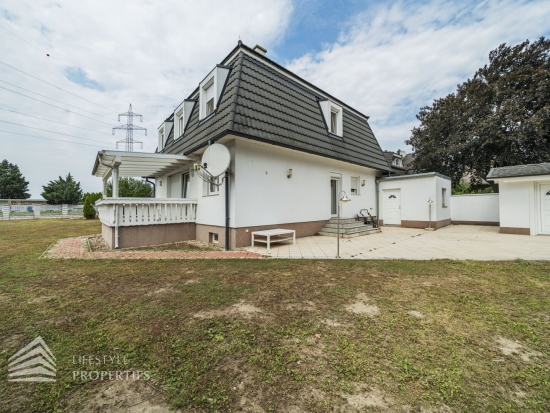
[1,0,550,197]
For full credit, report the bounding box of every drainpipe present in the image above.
[225,170,231,251]
[375,178,380,228]
[143,177,156,197]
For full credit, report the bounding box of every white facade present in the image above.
[378,174,451,228]
[155,137,379,229]
[450,194,500,224]
[491,176,550,235]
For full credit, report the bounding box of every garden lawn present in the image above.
[0,219,549,412]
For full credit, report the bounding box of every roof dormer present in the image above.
[174,99,196,140]
[319,100,343,138]
[199,65,231,121]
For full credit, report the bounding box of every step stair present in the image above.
[318,217,381,238]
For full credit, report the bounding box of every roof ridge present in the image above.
[229,52,245,132]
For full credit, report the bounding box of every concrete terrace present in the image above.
[245,225,550,260]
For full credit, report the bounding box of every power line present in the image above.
[0,79,115,120]
[0,24,69,69]
[0,120,115,145]
[0,59,119,114]
[0,129,113,148]
[0,23,133,108]
[0,85,114,126]
[0,108,113,135]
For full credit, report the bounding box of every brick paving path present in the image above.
[43,236,263,260]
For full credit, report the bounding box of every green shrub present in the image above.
[83,196,96,219]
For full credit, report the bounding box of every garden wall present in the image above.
[450,193,500,225]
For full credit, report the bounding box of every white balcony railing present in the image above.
[96,198,197,227]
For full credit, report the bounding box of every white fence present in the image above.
[450,193,500,224]
[96,198,197,227]
[1,204,84,220]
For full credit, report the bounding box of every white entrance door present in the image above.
[540,184,550,235]
[384,189,401,225]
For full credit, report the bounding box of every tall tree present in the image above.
[407,37,550,190]
[41,173,83,205]
[107,178,153,198]
[0,159,31,199]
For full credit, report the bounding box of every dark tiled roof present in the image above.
[162,47,391,172]
[487,163,550,179]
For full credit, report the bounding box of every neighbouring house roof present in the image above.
[378,172,451,182]
[161,42,391,172]
[92,150,194,178]
[487,163,550,180]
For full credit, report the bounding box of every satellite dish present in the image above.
[201,144,230,177]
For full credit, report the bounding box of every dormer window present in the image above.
[158,128,164,150]
[206,97,214,116]
[199,65,231,120]
[173,99,196,139]
[319,100,343,138]
[330,109,339,135]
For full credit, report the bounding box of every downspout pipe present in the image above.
[143,177,156,198]
[376,178,381,227]
[225,170,230,251]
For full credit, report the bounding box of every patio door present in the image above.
[540,184,550,235]
[384,189,401,225]
[182,173,190,198]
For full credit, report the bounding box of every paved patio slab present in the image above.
[245,225,550,260]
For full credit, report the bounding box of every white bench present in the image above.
[251,229,296,252]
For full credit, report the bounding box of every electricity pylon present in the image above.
[112,104,146,151]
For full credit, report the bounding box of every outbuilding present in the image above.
[377,172,451,229]
[487,163,550,235]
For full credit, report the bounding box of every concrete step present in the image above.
[318,228,381,238]
[327,218,361,224]
[323,222,374,230]
[320,226,376,234]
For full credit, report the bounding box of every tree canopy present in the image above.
[41,173,83,205]
[406,37,550,190]
[0,159,31,199]
[107,178,153,198]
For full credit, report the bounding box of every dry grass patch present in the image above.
[0,220,549,412]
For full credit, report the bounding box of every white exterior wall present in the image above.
[232,139,378,227]
[435,175,452,222]
[450,194,500,223]
[379,176,435,223]
[498,180,535,232]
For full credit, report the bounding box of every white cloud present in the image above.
[286,0,550,153]
[0,0,292,196]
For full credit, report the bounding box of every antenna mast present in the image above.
[112,104,147,151]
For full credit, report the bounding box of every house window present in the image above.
[319,100,343,138]
[210,233,219,244]
[330,109,338,134]
[158,128,164,150]
[442,188,447,208]
[206,98,214,116]
[178,116,183,136]
[351,176,359,195]
[204,176,219,196]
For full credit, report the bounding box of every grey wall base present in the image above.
[102,223,196,249]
